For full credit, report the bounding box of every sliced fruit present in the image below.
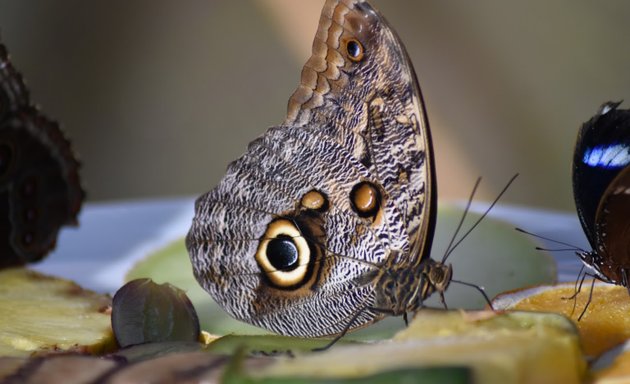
[259,310,585,384]
[492,281,630,356]
[0,267,116,357]
[199,330,219,346]
[224,349,470,384]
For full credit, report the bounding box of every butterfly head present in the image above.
[424,260,453,295]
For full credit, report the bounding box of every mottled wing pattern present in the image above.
[0,42,84,267]
[189,127,386,337]
[287,0,436,267]
[187,0,435,337]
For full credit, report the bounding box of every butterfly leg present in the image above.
[312,306,368,352]
[563,268,600,321]
[622,269,630,296]
[563,265,587,317]
[578,278,597,321]
[565,265,586,301]
[439,292,448,310]
[450,279,493,309]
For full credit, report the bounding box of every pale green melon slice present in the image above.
[0,268,116,357]
[260,310,585,384]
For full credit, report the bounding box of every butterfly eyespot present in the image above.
[21,177,37,198]
[22,231,35,246]
[300,190,329,212]
[0,143,13,177]
[350,181,381,218]
[266,235,298,270]
[346,39,364,62]
[24,207,37,222]
[255,219,311,288]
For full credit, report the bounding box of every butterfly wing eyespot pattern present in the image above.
[573,101,630,292]
[186,0,445,339]
[0,41,84,268]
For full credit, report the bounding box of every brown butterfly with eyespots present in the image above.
[187,0,498,344]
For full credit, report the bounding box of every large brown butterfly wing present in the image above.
[593,164,630,286]
[187,0,435,337]
[0,42,84,267]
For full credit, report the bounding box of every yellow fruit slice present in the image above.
[493,281,630,357]
[261,310,586,384]
[0,268,116,357]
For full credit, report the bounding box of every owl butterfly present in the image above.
[0,41,84,268]
[571,101,630,312]
[188,0,466,340]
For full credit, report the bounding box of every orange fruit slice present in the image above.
[493,281,630,357]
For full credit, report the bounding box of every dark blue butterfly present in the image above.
[573,101,630,291]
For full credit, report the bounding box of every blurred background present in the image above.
[0,0,628,211]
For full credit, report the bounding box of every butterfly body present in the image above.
[573,101,630,289]
[187,0,439,337]
[371,257,452,316]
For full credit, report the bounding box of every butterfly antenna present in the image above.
[442,173,519,263]
[451,279,493,309]
[440,177,482,263]
[535,247,581,252]
[515,228,586,253]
